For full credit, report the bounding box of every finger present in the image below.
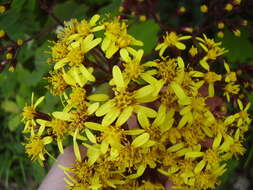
[38,146,86,190]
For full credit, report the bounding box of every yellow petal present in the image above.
[135,85,154,99]
[123,129,145,135]
[120,48,131,62]
[153,104,166,126]
[85,128,97,143]
[137,112,150,128]
[43,136,53,145]
[194,160,206,174]
[52,111,73,121]
[57,138,64,154]
[34,96,45,108]
[185,151,204,159]
[87,102,99,115]
[134,105,157,118]
[73,129,81,162]
[84,122,103,131]
[96,101,113,116]
[116,106,133,126]
[132,133,150,147]
[212,133,222,149]
[167,143,184,152]
[101,140,109,154]
[87,94,109,102]
[112,66,124,89]
[170,81,188,101]
[102,108,120,126]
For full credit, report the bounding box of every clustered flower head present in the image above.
[21,14,251,190]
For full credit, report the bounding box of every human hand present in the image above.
[38,146,174,190]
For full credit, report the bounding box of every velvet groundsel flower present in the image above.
[21,14,251,190]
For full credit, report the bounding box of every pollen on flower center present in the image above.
[203,149,219,164]
[164,32,178,45]
[51,119,68,138]
[191,97,206,112]
[158,59,178,83]
[76,20,91,36]
[117,34,132,48]
[25,136,44,159]
[51,42,68,60]
[67,49,84,66]
[123,61,143,81]
[70,106,89,131]
[70,87,86,106]
[113,89,135,110]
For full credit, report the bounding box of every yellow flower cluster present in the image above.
[22,15,251,190]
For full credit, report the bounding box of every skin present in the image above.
[38,146,174,190]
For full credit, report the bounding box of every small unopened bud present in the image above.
[0,5,6,14]
[8,65,15,72]
[233,29,241,37]
[139,15,146,22]
[217,22,225,29]
[217,31,224,38]
[200,5,208,13]
[239,94,245,99]
[178,7,186,14]
[17,39,24,46]
[236,69,242,75]
[233,0,241,5]
[189,46,198,57]
[0,29,5,38]
[118,6,124,12]
[182,27,193,33]
[225,3,233,11]
[240,20,248,26]
[6,53,13,60]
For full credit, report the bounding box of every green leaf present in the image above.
[11,0,26,12]
[31,162,46,183]
[221,28,253,62]
[128,19,159,54]
[53,0,88,21]
[1,101,20,113]
[98,0,121,16]
[8,114,21,131]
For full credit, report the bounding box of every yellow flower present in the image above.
[155,32,191,56]
[225,3,233,11]
[0,5,6,14]
[85,122,124,155]
[22,93,45,133]
[48,41,69,63]
[121,49,157,84]
[0,29,5,38]
[54,34,102,69]
[24,132,52,166]
[223,82,240,102]
[96,65,159,127]
[190,70,222,97]
[200,5,208,13]
[62,64,96,87]
[46,70,68,96]
[234,99,251,126]
[224,62,237,82]
[37,118,68,154]
[101,20,143,59]
[189,45,198,57]
[68,14,104,42]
